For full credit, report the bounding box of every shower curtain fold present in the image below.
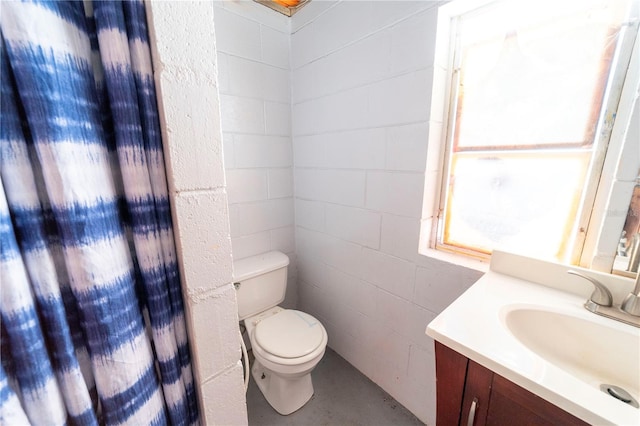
[0,1,198,425]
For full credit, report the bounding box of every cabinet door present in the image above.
[486,374,589,426]
[435,342,468,426]
[459,360,493,426]
[434,343,589,426]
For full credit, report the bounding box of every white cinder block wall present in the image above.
[213,1,298,307]
[146,2,247,424]
[148,1,484,424]
[145,2,637,424]
[291,2,483,424]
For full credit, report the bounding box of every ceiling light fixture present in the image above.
[254,0,310,17]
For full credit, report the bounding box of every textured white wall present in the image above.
[213,1,298,308]
[142,2,637,424]
[145,2,248,424]
[291,2,482,424]
[146,1,483,424]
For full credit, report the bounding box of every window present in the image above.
[424,0,640,265]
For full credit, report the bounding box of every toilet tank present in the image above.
[233,251,289,320]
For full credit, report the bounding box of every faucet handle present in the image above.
[621,293,640,317]
[567,270,613,309]
[621,272,640,317]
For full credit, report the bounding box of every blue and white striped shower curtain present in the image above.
[0,1,199,424]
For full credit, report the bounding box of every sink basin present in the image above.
[504,307,640,401]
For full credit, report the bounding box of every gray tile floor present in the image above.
[246,348,425,426]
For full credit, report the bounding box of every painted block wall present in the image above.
[291,2,483,424]
[213,1,292,257]
[213,1,298,307]
[147,1,483,424]
[145,2,247,424]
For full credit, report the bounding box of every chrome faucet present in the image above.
[621,272,640,317]
[567,270,612,311]
[568,270,639,328]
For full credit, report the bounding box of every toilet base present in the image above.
[252,359,314,415]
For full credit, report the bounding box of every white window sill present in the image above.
[419,246,490,274]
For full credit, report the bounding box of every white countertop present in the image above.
[426,251,640,426]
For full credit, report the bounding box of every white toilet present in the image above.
[234,251,328,415]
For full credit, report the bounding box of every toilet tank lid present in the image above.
[233,251,289,282]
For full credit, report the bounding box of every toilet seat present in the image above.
[255,310,324,359]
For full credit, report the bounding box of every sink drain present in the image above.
[600,384,639,408]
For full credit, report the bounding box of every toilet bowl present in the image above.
[244,306,327,414]
[234,252,328,415]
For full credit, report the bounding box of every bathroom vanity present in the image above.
[427,251,640,426]
[434,342,587,425]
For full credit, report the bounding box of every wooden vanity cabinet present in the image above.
[434,342,589,426]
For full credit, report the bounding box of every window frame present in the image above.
[418,0,640,271]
